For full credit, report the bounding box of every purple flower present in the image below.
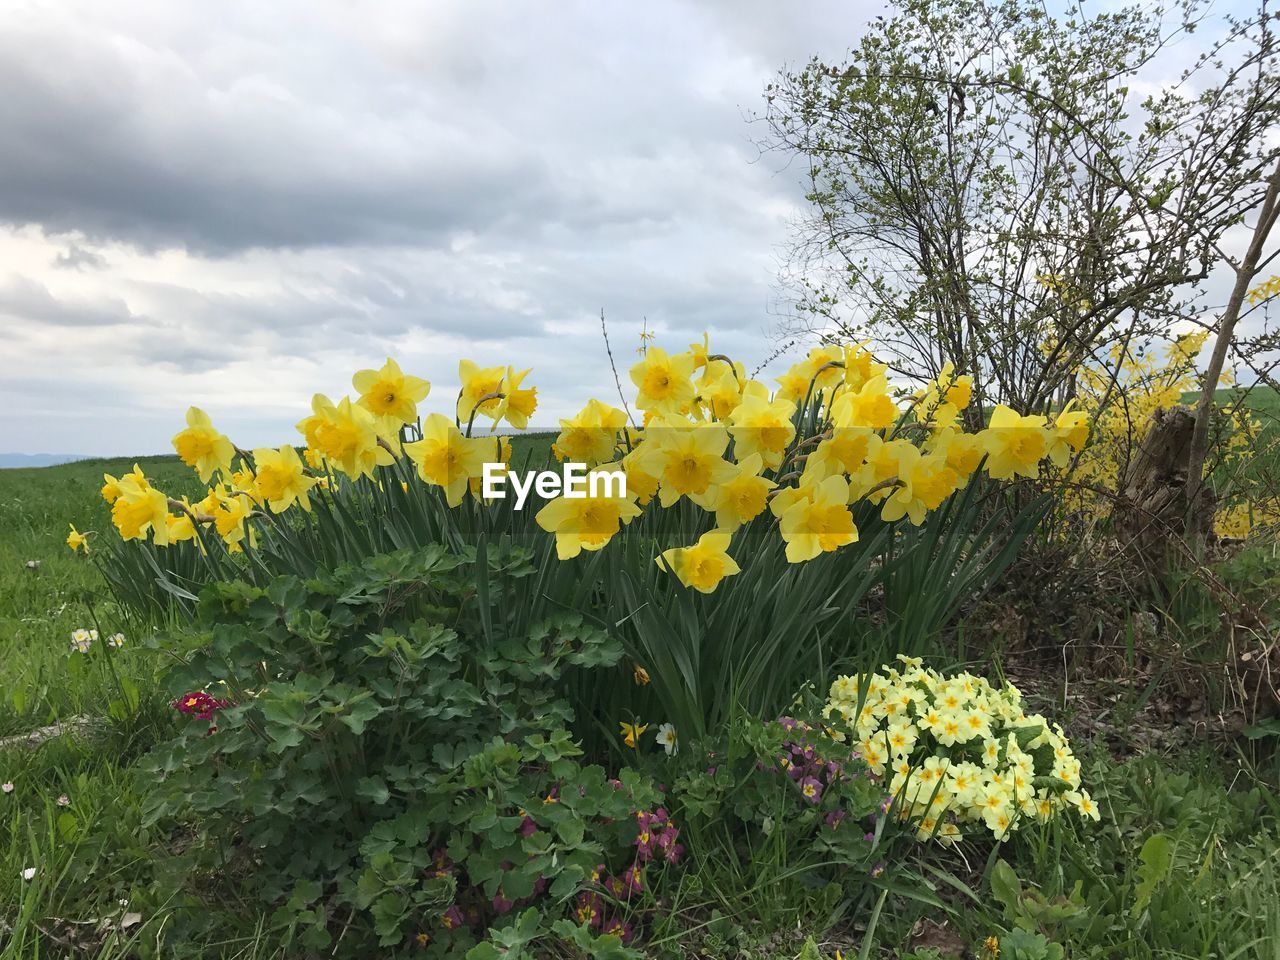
[440,906,465,931]
[825,809,846,829]
[492,892,514,914]
[799,776,823,804]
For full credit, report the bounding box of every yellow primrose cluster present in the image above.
[1066,332,1277,537]
[824,657,1098,842]
[89,340,1085,587]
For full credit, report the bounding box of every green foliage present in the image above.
[141,545,661,956]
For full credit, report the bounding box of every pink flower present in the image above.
[602,917,634,943]
[56,794,70,807]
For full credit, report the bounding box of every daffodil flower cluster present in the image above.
[89,339,1088,588]
[824,656,1099,842]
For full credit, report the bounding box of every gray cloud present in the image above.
[0,275,142,327]
[0,0,872,456]
[54,243,107,271]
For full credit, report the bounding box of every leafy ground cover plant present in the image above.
[141,545,670,957]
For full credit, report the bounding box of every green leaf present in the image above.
[1131,832,1172,918]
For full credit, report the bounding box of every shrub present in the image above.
[142,545,666,956]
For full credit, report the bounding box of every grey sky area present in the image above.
[0,0,1266,455]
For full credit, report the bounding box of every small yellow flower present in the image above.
[619,720,648,749]
[66,524,89,554]
[633,663,651,686]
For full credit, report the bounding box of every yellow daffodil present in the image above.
[172,407,235,483]
[502,367,538,429]
[695,452,775,529]
[553,399,628,465]
[352,357,430,424]
[881,449,960,525]
[777,475,858,563]
[806,426,881,482]
[649,420,736,507]
[982,406,1048,480]
[66,524,89,554]
[403,413,493,507]
[534,465,643,559]
[657,530,741,593]
[111,474,171,545]
[251,445,317,513]
[726,382,796,470]
[1047,401,1089,468]
[831,375,899,430]
[630,346,696,417]
[842,342,888,390]
[619,720,648,749]
[456,360,507,426]
[297,394,394,480]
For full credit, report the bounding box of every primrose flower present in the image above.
[2,782,14,794]
[657,530,740,593]
[352,357,430,424]
[655,722,679,756]
[21,867,35,882]
[66,524,89,554]
[69,629,95,654]
[798,776,823,804]
[172,407,235,483]
[107,633,125,648]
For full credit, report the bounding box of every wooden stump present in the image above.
[1114,406,1215,567]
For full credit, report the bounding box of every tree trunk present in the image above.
[1116,406,1216,568]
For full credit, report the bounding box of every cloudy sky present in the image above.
[0,1,1267,457]
[0,0,884,456]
